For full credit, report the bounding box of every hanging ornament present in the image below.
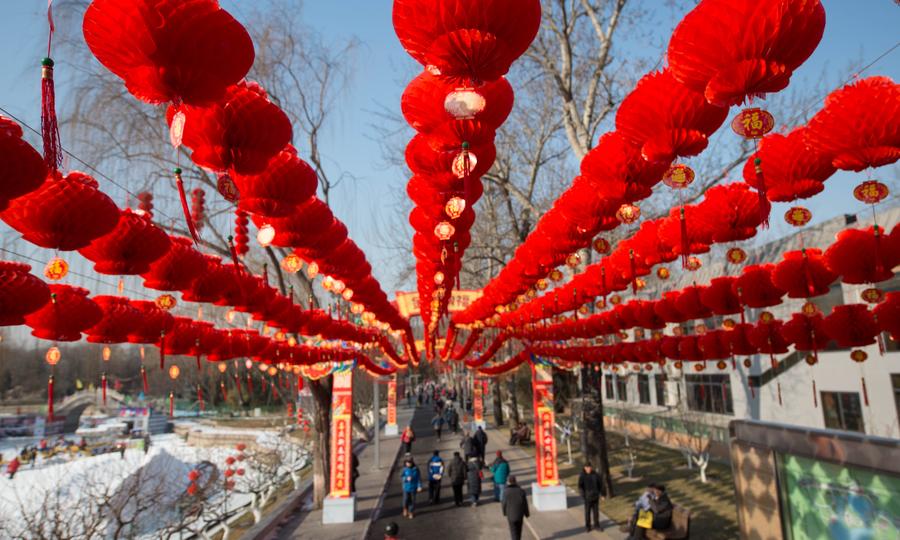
[444,88,487,119]
[451,148,476,179]
[168,364,181,380]
[693,363,705,372]
[853,180,889,205]
[616,203,641,224]
[593,237,611,255]
[565,253,581,268]
[190,188,206,234]
[731,108,775,139]
[716,360,727,370]
[341,288,354,302]
[45,346,61,366]
[726,248,747,265]
[173,168,200,243]
[536,279,548,291]
[434,221,455,241]
[850,350,868,363]
[233,210,249,256]
[861,288,885,304]
[662,164,695,189]
[805,354,817,366]
[801,301,820,317]
[609,294,622,305]
[155,294,177,311]
[136,191,154,218]
[445,196,466,219]
[742,358,752,369]
[722,319,736,330]
[306,261,319,279]
[433,271,445,286]
[43,257,68,281]
[656,267,670,280]
[280,253,303,273]
[102,346,111,362]
[784,206,812,227]
[634,278,646,290]
[256,224,276,247]
[549,269,563,282]
[686,256,702,271]
[141,365,149,394]
[217,172,240,202]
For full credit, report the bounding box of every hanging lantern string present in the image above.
[0,106,181,225]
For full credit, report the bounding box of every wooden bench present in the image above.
[646,505,691,540]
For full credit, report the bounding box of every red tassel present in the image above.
[196,354,202,371]
[679,206,690,269]
[47,374,54,421]
[159,332,166,370]
[629,249,638,294]
[41,58,62,169]
[750,382,756,399]
[777,382,783,406]
[141,365,149,394]
[197,385,205,412]
[263,263,269,287]
[753,156,770,229]
[861,377,869,406]
[228,236,242,274]
[169,391,175,417]
[220,381,228,401]
[174,169,201,243]
[873,224,885,276]
[801,249,817,298]
[247,373,254,394]
[813,380,818,408]
[770,353,777,369]
[101,373,108,406]
[878,334,885,356]
[731,357,736,370]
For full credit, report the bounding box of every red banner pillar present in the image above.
[473,376,485,428]
[531,362,567,511]
[385,374,399,436]
[323,366,356,523]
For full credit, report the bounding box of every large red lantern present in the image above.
[0,117,47,211]
[127,300,175,344]
[734,264,786,308]
[85,296,142,344]
[141,235,206,291]
[772,249,838,299]
[667,0,825,107]
[25,284,103,342]
[743,128,835,202]
[0,262,51,326]
[873,292,900,341]
[825,226,900,284]
[823,304,879,348]
[79,209,171,275]
[233,145,317,217]
[82,0,254,106]
[1,171,119,251]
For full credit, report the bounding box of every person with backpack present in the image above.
[490,451,511,502]
[400,457,422,519]
[427,450,445,504]
[447,451,467,507]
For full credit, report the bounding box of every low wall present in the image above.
[603,413,731,462]
[174,425,262,449]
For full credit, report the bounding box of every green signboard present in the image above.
[779,453,900,539]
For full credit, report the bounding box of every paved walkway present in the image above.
[265,404,414,540]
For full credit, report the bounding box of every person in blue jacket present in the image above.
[401,457,422,518]
[427,450,445,504]
[490,450,511,502]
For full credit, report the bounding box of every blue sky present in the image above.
[0,0,898,297]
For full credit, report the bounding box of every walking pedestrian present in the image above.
[431,413,445,441]
[466,457,482,507]
[427,450,444,504]
[384,521,400,540]
[501,476,530,540]
[6,456,20,479]
[400,457,422,519]
[460,430,477,459]
[351,452,360,493]
[447,452,466,507]
[401,425,416,454]
[490,451,510,502]
[577,462,604,532]
[474,426,488,462]
[450,407,460,433]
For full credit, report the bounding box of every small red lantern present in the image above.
[593,237,611,254]
[45,347,61,366]
[168,365,180,380]
[861,288,885,304]
[657,267,670,280]
[731,108,775,139]
[726,247,747,265]
[280,254,303,273]
[722,319,736,330]
[693,363,706,372]
[759,311,775,323]
[434,221,455,241]
[445,196,466,219]
[784,207,812,227]
[853,181,889,205]
[156,294,177,311]
[801,301,820,316]
[217,173,240,203]
[549,269,563,282]
[634,278,646,290]
[743,358,752,368]
[306,261,319,278]
[595,299,606,309]
[850,350,868,363]
[43,257,69,281]
[672,361,683,370]
[686,256,702,271]
[616,203,641,224]
[566,253,581,268]
[609,294,622,305]
[341,288,354,301]
[578,305,589,315]
[805,354,817,366]
[536,279,548,290]
[662,164,695,189]
[716,360,727,370]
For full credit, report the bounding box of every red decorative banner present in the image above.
[473,377,484,425]
[531,363,559,487]
[329,368,353,498]
[387,375,398,429]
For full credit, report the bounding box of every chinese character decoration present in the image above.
[662,164,695,189]
[616,203,641,224]
[156,294,177,311]
[593,237,611,255]
[860,288,884,304]
[280,253,303,273]
[726,247,747,265]
[445,196,466,219]
[549,269,563,282]
[656,267,670,280]
[565,253,581,268]
[43,256,69,281]
[735,109,776,227]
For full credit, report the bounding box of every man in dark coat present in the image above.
[501,475,530,540]
[460,431,477,459]
[466,457,482,507]
[473,426,488,461]
[447,452,467,506]
[577,462,604,532]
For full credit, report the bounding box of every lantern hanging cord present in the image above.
[0,106,181,224]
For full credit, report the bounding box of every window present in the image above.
[604,373,614,400]
[821,391,865,433]
[685,374,733,415]
[894,375,900,426]
[637,374,651,404]
[615,375,628,402]
[655,373,668,406]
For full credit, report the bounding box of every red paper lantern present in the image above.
[392,0,541,81]
[234,146,317,217]
[0,116,46,211]
[580,132,670,202]
[824,304,879,348]
[667,0,825,106]
[695,183,763,243]
[85,296,142,344]
[804,76,900,171]
[743,128,835,202]
[79,209,171,275]
[731,108,775,139]
[781,313,830,352]
[82,0,254,106]
[772,249,838,299]
[141,235,206,291]
[853,181,890,205]
[0,261,51,326]
[170,81,292,175]
[784,207,812,227]
[873,292,900,340]
[182,255,235,304]
[25,285,103,342]
[734,264,786,308]
[615,69,728,162]
[127,300,175,345]
[825,226,899,284]
[1,171,119,251]
[616,204,641,224]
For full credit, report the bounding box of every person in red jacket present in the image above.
[6,456,20,479]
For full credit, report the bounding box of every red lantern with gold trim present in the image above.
[853,181,889,205]
[731,108,775,139]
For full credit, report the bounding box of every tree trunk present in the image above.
[491,378,504,427]
[309,377,332,507]
[583,369,614,497]
[507,371,520,428]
